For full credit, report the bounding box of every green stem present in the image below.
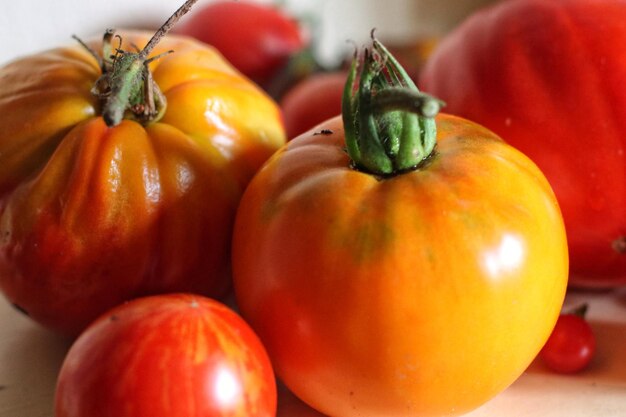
[139,0,199,60]
[373,88,443,172]
[342,55,361,166]
[371,88,443,118]
[342,36,443,176]
[356,49,394,174]
[78,0,200,127]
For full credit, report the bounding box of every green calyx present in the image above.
[342,36,444,176]
[75,0,200,127]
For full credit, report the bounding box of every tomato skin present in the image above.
[280,71,347,140]
[0,31,286,336]
[55,294,277,417]
[419,0,626,288]
[540,313,596,373]
[232,115,568,417]
[176,1,306,86]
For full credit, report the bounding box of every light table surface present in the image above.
[1,288,625,416]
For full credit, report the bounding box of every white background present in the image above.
[0,0,498,67]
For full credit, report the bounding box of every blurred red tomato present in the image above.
[176,0,307,86]
[55,294,276,417]
[280,71,347,139]
[420,0,626,287]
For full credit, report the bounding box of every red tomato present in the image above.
[419,0,626,288]
[233,39,568,417]
[540,311,596,373]
[280,71,347,139]
[55,294,276,417]
[176,1,307,86]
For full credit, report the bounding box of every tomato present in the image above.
[55,293,276,417]
[280,71,347,140]
[540,308,596,373]
[386,38,440,83]
[0,24,285,336]
[232,38,568,417]
[419,0,626,288]
[176,1,307,87]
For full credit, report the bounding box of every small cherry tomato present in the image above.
[55,294,277,417]
[540,308,596,373]
[176,1,307,86]
[280,71,347,139]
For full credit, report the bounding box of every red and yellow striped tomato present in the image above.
[55,294,276,417]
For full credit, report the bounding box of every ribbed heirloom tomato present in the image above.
[419,0,626,287]
[0,0,285,336]
[232,38,569,417]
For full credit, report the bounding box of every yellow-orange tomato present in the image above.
[0,31,285,336]
[232,114,568,417]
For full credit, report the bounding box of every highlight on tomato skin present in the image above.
[54,293,277,417]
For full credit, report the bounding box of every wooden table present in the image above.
[1,288,625,416]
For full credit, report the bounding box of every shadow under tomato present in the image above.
[527,319,626,386]
[277,381,329,417]
[615,287,626,310]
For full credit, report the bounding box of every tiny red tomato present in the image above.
[176,1,306,86]
[55,294,276,417]
[540,311,596,373]
[280,71,347,140]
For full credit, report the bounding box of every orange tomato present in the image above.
[0,31,285,336]
[232,111,568,416]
